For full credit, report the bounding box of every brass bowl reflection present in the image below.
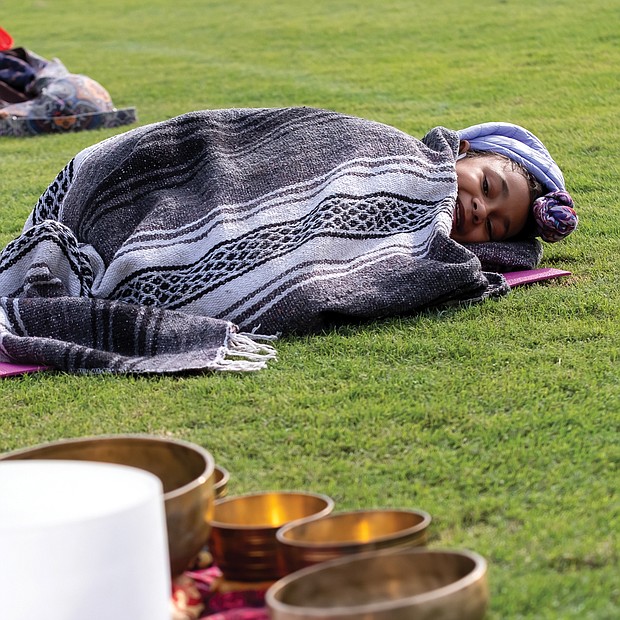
[277,508,431,574]
[214,465,230,498]
[208,491,335,582]
[0,435,215,577]
[266,548,489,620]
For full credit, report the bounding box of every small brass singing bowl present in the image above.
[214,464,230,498]
[266,548,489,620]
[0,435,215,577]
[276,508,431,574]
[208,491,335,582]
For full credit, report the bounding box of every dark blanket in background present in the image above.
[0,47,136,136]
[0,107,540,374]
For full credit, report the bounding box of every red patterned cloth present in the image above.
[172,566,268,620]
[171,575,205,620]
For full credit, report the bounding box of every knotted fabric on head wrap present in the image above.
[457,122,578,242]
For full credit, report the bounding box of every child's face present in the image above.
[452,154,531,243]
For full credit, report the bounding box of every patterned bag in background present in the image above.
[0,29,136,136]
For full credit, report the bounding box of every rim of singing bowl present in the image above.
[214,465,230,495]
[266,548,487,618]
[276,508,431,548]
[214,463,230,488]
[0,434,215,501]
[210,491,335,529]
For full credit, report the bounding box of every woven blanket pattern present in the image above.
[0,107,509,373]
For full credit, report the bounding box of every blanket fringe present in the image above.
[218,331,278,372]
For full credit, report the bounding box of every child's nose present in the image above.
[472,200,487,225]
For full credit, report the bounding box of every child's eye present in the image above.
[483,177,489,195]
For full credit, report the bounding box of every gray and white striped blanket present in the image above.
[0,107,512,374]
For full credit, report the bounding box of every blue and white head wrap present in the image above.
[457,122,578,242]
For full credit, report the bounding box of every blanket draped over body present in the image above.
[0,107,537,374]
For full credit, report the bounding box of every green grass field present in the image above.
[1,1,618,617]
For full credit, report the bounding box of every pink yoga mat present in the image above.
[0,268,572,377]
[504,267,571,287]
[0,362,49,377]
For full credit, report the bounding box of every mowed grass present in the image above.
[1,1,619,617]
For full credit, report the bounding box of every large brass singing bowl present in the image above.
[208,491,335,582]
[277,508,431,574]
[266,548,489,620]
[0,435,216,577]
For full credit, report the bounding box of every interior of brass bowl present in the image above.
[214,465,230,499]
[209,491,335,582]
[266,548,489,620]
[277,509,431,573]
[211,491,334,529]
[0,435,215,577]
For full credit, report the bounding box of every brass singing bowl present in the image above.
[277,508,431,574]
[266,548,489,620]
[208,491,335,582]
[214,464,230,498]
[0,435,215,577]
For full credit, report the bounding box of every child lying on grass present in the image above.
[0,108,577,373]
